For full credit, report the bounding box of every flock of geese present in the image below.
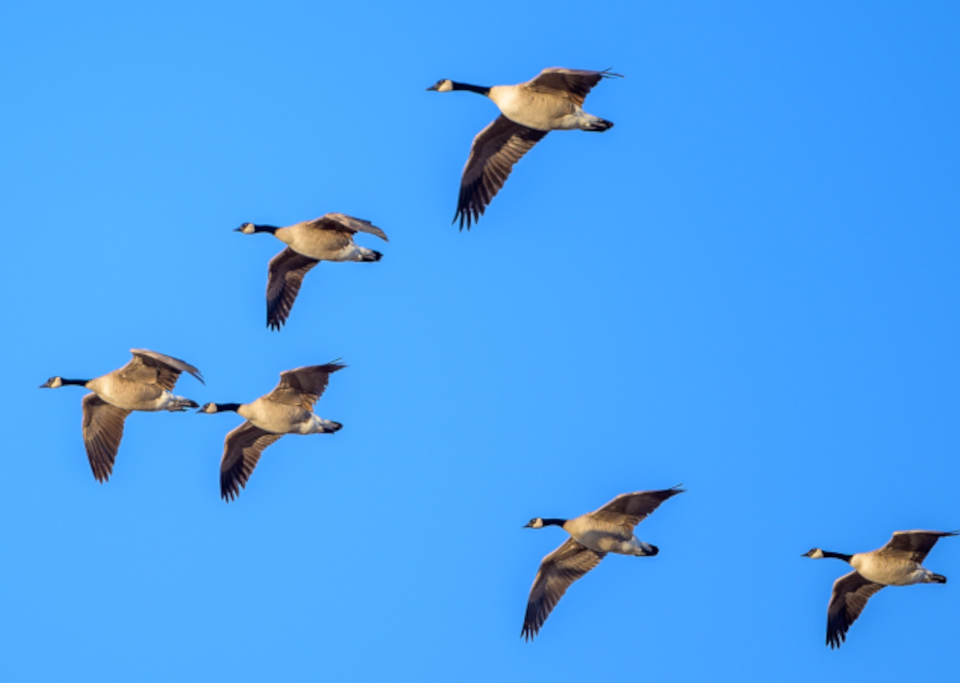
[39,68,953,648]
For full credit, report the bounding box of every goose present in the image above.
[802,529,956,648]
[39,349,203,482]
[427,67,621,230]
[197,362,345,501]
[235,214,388,330]
[521,485,684,641]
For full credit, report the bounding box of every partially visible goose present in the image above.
[803,529,957,648]
[197,362,345,501]
[40,349,203,482]
[427,67,621,229]
[236,214,388,330]
[521,485,684,641]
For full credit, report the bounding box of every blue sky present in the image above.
[3,1,959,680]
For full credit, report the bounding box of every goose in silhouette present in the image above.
[236,214,387,330]
[803,529,956,648]
[40,349,203,482]
[427,67,621,229]
[521,485,683,641]
[198,362,345,501]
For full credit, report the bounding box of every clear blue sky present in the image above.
[3,1,959,681]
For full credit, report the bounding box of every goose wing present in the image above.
[219,421,285,502]
[879,530,958,562]
[588,485,685,533]
[120,349,204,389]
[455,115,548,230]
[826,570,885,649]
[308,214,388,242]
[522,538,606,641]
[524,68,621,107]
[81,393,131,483]
[267,362,347,411]
[266,247,320,331]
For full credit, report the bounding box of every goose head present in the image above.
[235,223,257,235]
[426,79,454,92]
[39,376,63,389]
[802,548,826,559]
[523,518,545,529]
[197,403,220,414]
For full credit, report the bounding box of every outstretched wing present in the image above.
[523,68,621,107]
[267,362,347,411]
[588,485,685,534]
[454,115,547,230]
[220,421,285,502]
[879,530,958,562]
[521,539,605,641]
[266,248,320,331]
[120,349,204,389]
[81,393,131,483]
[308,214,389,242]
[826,571,885,649]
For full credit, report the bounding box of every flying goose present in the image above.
[521,485,684,641]
[803,529,956,648]
[197,362,345,501]
[427,67,621,229]
[40,349,203,482]
[236,214,388,330]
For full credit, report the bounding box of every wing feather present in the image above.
[589,485,685,533]
[454,115,547,230]
[521,539,605,641]
[120,349,204,389]
[309,214,388,241]
[266,248,320,331]
[219,422,285,502]
[826,571,884,649]
[267,363,347,411]
[879,530,958,562]
[523,67,621,107]
[81,393,131,483]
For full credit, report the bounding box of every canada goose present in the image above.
[521,485,683,641]
[235,214,388,330]
[40,349,203,482]
[427,67,621,229]
[803,530,956,648]
[197,362,345,501]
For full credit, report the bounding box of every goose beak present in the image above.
[522,522,532,529]
[233,226,245,232]
[426,84,439,91]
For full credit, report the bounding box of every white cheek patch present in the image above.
[439,80,453,92]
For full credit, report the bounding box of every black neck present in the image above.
[61,379,90,386]
[822,551,853,563]
[216,403,243,412]
[452,81,491,96]
[541,518,568,527]
[253,224,279,235]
